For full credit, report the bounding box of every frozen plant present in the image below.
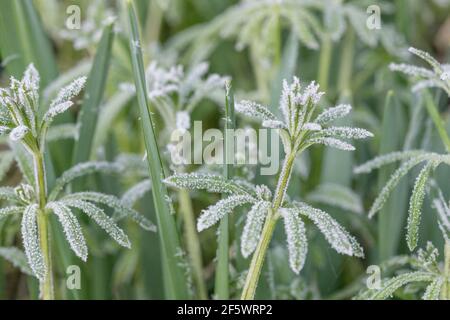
[146,61,227,143]
[168,0,322,100]
[354,151,450,251]
[390,47,450,95]
[0,64,154,299]
[59,0,116,51]
[357,241,449,300]
[165,76,372,299]
[356,48,450,252]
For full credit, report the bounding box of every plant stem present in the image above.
[178,189,207,299]
[34,151,54,300]
[215,84,235,299]
[240,214,277,300]
[241,152,296,300]
[318,34,332,92]
[423,91,450,152]
[338,28,355,94]
[442,241,450,300]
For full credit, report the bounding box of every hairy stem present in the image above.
[241,152,296,299]
[178,189,207,299]
[34,151,54,300]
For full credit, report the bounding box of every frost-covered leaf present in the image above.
[49,161,121,200]
[47,202,88,261]
[422,277,444,300]
[50,77,86,109]
[61,199,130,248]
[235,100,278,122]
[197,195,254,231]
[306,183,363,214]
[21,204,46,280]
[315,104,352,125]
[62,192,156,231]
[354,150,425,174]
[280,208,308,274]
[389,63,435,78]
[164,173,254,196]
[293,202,364,257]
[407,161,435,251]
[43,101,73,123]
[408,47,441,72]
[319,127,373,140]
[310,137,355,151]
[370,272,435,300]
[9,125,28,141]
[433,191,450,241]
[0,247,33,275]
[0,187,21,203]
[22,63,40,93]
[241,201,270,258]
[0,206,24,221]
[368,156,429,218]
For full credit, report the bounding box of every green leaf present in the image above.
[0,0,58,87]
[72,21,115,170]
[215,82,235,299]
[377,91,408,261]
[407,161,435,251]
[126,0,189,299]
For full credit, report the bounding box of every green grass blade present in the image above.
[126,0,189,299]
[72,21,115,167]
[215,83,236,299]
[0,0,58,86]
[378,91,408,261]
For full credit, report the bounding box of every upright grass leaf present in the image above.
[72,21,115,170]
[0,0,57,87]
[215,83,235,299]
[377,91,408,261]
[126,0,189,299]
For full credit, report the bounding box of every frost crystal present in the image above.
[293,202,364,257]
[311,137,355,151]
[315,104,352,125]
[44,101,74,123]
[9,125,28,141]
[176,111,191,132]
[197,195,254,231]
[47,202,88,261]
[164,173,252,196]
[61,199,131,248]
[280,208,308,274]
[21,204,46,280]
[50,77,86,108]
[241,201,270,258]
[390,47,450,96]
